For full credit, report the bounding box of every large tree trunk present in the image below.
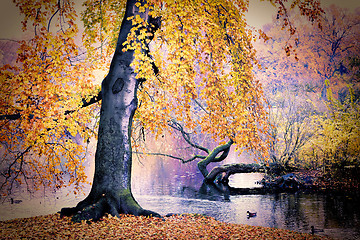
[60,0,160,222]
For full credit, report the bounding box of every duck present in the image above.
[10,198,22,204]
[310,226,324,235]
[247,211,257,218]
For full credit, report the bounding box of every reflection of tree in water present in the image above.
[258,194,305,230]
[264,192,360,237]
[132,153,204,196]
[179,175,270,203]
[324,194,360,230]
[198,182,230,201]
[282,194,308,230]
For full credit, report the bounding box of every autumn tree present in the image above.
[264,90,316,175]
[299,88,360,189]
[62,0,271,221]
[255,5,360,99]
[1,0,323,222]
[253,5,359,176]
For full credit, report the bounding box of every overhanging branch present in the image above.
[205,163,263,183]
[0,91,102,121]
[65,91,102,115]
[0,113,21,121]
[193,99,210,115]
[197,139,233,178]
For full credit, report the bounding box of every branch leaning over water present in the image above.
[133,151,206,164]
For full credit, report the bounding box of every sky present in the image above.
[0,0,359,39]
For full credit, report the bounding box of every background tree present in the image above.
[255,5,360,100]
[299,88,360,189]
[265,90,316,175]
[253,5,360,184]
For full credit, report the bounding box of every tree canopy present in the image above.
[0,0,324,196]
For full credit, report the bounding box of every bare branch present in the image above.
[193,99,210,115]
[0,39,20,43]
[0,145,32,194]
[0,91,102,121]
[133,151,206,164]
[47,6,60,32]
[168,119,209,154]
[0,113,21,121]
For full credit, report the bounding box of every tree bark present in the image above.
[197,140,233,178]
[60,0,160,222]
[205,163,263,183]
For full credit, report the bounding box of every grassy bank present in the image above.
[0,213,331,239]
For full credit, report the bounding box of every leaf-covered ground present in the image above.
[0,213,331,239]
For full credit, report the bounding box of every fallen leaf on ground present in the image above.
[0,213,332,239]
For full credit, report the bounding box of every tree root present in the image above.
[60,191,161,222]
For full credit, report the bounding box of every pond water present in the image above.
[1,173,359,240]
[135,193,360,240]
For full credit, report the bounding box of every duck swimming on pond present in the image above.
[10,198,22,204]
[247,211,257,218]
[310,226,324,235]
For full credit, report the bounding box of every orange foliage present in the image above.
[126,0,269,157]
[0,213,330,239]
[0,0,99,195]
[0,0,324,194]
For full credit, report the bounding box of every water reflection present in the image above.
[0,188,88,221]
[228,173,264,188]
[134,192,360,240]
